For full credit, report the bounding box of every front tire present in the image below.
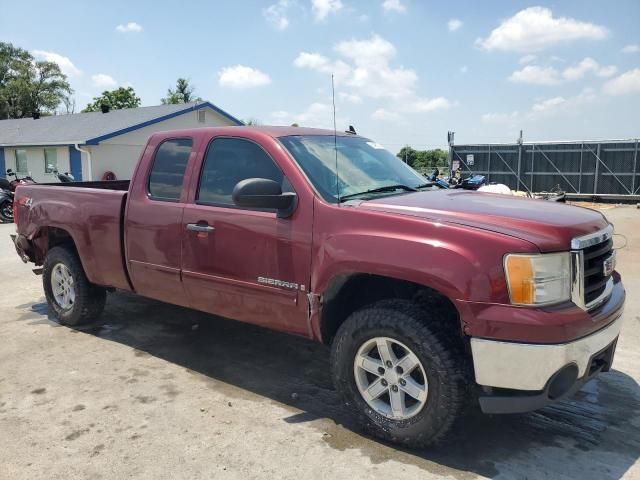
[0,200,13,223]
[331,299,470,448]
[43,246,106,326]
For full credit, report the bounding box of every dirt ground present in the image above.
[0,205,638,480]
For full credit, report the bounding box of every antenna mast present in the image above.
[332,74,340,202]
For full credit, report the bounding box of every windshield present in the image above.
[279,135,429,203]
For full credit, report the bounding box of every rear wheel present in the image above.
[0,200,12,222]
[43,246,106,326]
[331,299,470,448]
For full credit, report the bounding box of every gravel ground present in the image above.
[0,205,638,480]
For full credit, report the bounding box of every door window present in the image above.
[197,138,284,207]
[148,138,192,201]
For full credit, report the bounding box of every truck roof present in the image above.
[151,125,362,140]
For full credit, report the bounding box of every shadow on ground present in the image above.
[17,292,640,479]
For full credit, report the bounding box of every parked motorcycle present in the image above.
[0,176,14,222]
[6,168,36,191]
[52,168,75,183]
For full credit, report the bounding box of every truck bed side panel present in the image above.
[16,185,132,291]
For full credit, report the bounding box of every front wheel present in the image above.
[331,299,470,448]
[43,246,106,325]
[0,200,13,222]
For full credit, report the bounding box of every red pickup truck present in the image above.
[11,126,625,447]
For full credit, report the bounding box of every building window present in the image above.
[197,109,205,123]
[148,138,193,201]
[44,148,58,173]
[15,149,28,173]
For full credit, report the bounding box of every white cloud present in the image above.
[509,58,617,85]
[562,57,616,80]
[91,73,117,89]
[271,102,335,127]
[263,0,290,30]
[294,34,453,119]
[460,65,468,74]
[448,19,463,32]
[532,96,566,112]
[218,65,272,89]
[294,52,352,82]
[509,65,560,85]
[519,54,537,64]
[476,7,608,52]
[311,0,343,21]
[32,50,81,77]
[603,69,640,96]
[339,92,362,104]
[382,0,406,13]
[622,44,640,54]
[115,22,143,33]
[372,108,401,121]
[407,97,453,112]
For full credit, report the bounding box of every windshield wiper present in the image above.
[339,184,418,202]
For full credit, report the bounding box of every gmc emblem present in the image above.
[602,252,616,277]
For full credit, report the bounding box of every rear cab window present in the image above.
[148,138,193,201]
[196,137,285,208]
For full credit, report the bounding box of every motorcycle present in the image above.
[52,168,75,183]
[6,168,36,191]
[428,169,488,190]
[0,176,13,222]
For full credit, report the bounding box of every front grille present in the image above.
[582,238,613,304]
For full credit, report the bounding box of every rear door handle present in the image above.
[186,223,215,233]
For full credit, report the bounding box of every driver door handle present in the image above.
[186,223,215,233]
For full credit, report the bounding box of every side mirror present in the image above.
[6,169,13,174]
[232,178,297,218]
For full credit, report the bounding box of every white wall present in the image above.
[3,146,71,183]
[87,107,237,180]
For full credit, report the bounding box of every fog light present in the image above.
[548,364,579,400]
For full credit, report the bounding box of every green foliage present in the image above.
[0,41,72,119]
[397,146,449,173]
[83,87,141,112]
[161,78,201,104]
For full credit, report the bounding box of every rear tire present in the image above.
[331,299,470,448]
[43,246,106,326]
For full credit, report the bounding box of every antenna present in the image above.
[331,74,340,202]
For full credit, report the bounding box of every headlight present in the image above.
[504,252,571,306]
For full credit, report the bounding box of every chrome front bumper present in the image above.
[471,314,624,392]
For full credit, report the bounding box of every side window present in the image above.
[197,138,284,206]
[148,138,192,201]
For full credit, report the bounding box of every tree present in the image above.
[83,87,141,112]
[396,146,448,173]
[161,78,201,104]
[0,41,72,119]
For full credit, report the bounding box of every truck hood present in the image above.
[358,189,609,252]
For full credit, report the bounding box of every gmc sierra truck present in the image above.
[11,126,625,447]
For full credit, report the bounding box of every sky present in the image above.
[1,0,639,150]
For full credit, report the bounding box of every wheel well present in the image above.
[320,273,462,345]
[31,227,76,264]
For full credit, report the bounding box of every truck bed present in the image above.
[14,183,132,291]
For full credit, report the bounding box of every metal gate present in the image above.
[450,139,639,195]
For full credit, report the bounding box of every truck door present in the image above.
[181,136,312,336]
[125,137,194,307]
